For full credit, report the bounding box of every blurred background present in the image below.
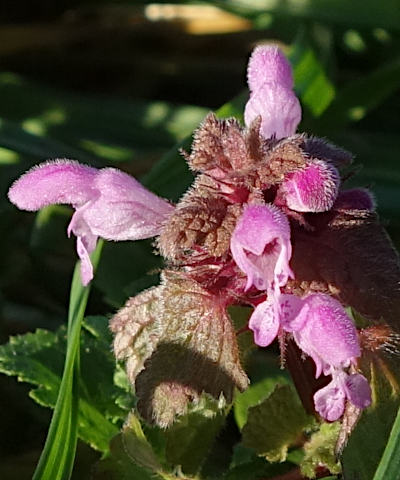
[0,1,399,478]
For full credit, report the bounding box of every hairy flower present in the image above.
[9,44,397,430]
[249,293,371,420]
[276,159,340,213]
[244,45,302,139]
[230,203,293,293]
[8,160,173,284]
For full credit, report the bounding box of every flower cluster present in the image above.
[11,44,400,426]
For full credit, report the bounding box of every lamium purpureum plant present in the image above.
[8,45,400,474]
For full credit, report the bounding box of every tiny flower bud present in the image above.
[247,45,294,92]
[244,45,302,139]
[277,160,340,213]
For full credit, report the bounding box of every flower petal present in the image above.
[334,188,376,211]
[278,160,340,212]
[230,204,293,291]
[279,294,306,331]
[343,373,372,409]
[79,168,174,241]
[314,378,346,421]
[68,210,98,286]
[249,299,280,347]
[247,45,294,92]
[8,160,97,211]
[293,294,360,375]
[244,83,301,140]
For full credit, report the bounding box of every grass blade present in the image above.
[373,405,400,480]
[32,241,103,480]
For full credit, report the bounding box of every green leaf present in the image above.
[214,0,400,30]
[92,434,158,480]
[290,34,335,117]
[0,314,128,454]
[318,56,400,130]
[341,353,400,480]
[121,412,163,472]
[373,404,400,479]
[223,445,293,480]
[0,116,93,162]
[242,384,314,462]
[165,396,226,474]
[234,375,290,430]
[31,245,101,480]
[300,422,341,479]
[0,72,208,161]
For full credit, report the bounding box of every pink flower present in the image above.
[314,371,371,421]
[230,204,293,293]
[8,160,174,285]
[248,293,371,420]
[244,45,302,139]
[290,294,360,377]
[276,159,340,213]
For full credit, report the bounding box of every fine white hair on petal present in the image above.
[8,159,97,211]
[247,45,294,92]
[244,82,301,140]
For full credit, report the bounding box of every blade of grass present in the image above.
[32,241,103,480]
[373,404,400,480]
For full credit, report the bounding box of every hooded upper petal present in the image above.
[8,160,98,210]
[247,45,294,92]
[277,160,340,213]
[80,168,174,241]
[8,160,175,285]
[245,45,301,140]
[230,203,293,292]
[292,294,360,377]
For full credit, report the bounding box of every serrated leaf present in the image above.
[242,384,314,462]
[165,396,226,474]
[92,434,158,480]
[223,444,293,480]
[122,412,163,472]
[234,374,290,430]
[0,304,127,456]
[111,271,248,427]
[300,422,341,479]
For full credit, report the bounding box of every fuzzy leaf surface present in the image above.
[242,384,314,462]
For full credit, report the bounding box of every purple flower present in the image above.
[248,293,371,420]
[244,45,302,139]
[314,371,371,421]
[276,159,340,213]
[230,203,293,293]
[334,188,376,211]
[8,160,174,285]
[290,294,360,377]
